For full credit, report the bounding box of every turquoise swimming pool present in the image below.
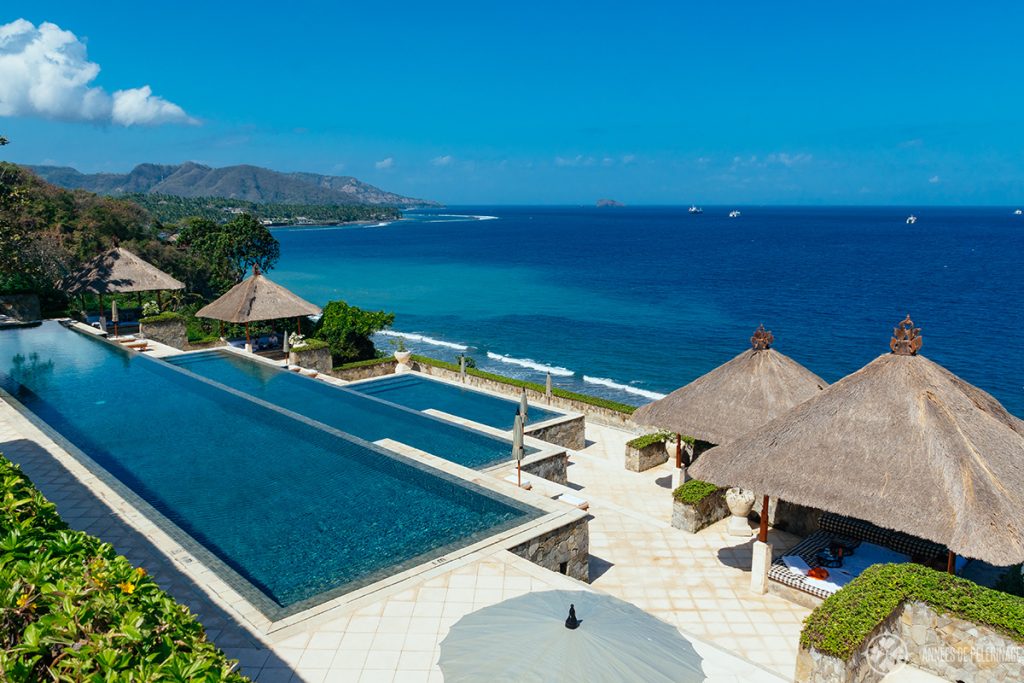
[168,351,534,469]
[0,323,539,617]
[350,373,562,430]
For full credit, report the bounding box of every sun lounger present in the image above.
[558,493,589,510]
[503,474,532,490]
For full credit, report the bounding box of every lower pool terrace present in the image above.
[168,350,555,470]
[0,322,588,627]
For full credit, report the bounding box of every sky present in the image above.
[1,2,1022,205]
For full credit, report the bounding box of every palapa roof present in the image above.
[195,270,320,323]
[689,316,1024,566]
[63,247,184,294]
[632,325,827,444]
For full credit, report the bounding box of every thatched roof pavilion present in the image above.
[195,269,320,324]
[63,247,184,294]
[690,316,1024,566]
[632,325,827,446]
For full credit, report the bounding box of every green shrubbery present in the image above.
[409,354,638,414]
[138,311,185,325]
[313,300,395,364]
[626,431,696,450]
[801,563,1024,660]
[334,357,395,371]
[0,454,247,681]
[291,338,329,352]
[672,479,721,504]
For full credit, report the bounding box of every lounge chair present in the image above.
[558,493,589,510]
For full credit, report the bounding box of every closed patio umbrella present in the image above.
[438,590,705,682]
[512,413,525,487]
[111,300,119,338]
[519,389,529,424]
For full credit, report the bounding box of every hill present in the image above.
[27,162,439,208]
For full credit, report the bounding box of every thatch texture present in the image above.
[63,247,184,294]
[195,273,320,323]
[632,347,827,444]
[689,352,1024,565]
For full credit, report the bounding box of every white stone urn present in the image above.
[393,350,412,374]
[725,487,755,536]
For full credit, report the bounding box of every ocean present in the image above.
[270,206,1024,417]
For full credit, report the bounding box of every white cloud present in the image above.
[928,175,941,184]
[375,157,394,170]
[554,154,595,167]
[0,18,195,126]
[431,154,453,167]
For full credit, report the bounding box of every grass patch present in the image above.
[0,454,247,681]
[672,479,721,504]
[334,357,395,370]
[801,563,1024,660]
[410,354,638,414]
[138,311,184,324]
[291,338,329,351]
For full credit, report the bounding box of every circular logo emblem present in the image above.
[866,632,908,675]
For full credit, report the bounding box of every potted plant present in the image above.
[392,337,412,366]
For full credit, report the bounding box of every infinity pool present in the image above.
[350,373,562,430]
[168,351,533,469]
[0,323,538,615]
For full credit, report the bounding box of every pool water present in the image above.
[0,323,538,614]
[350,374,562,430]
[168,351,534,469]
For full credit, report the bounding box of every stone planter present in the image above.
[671,489,729,533]
[139,317,187,350]
[393,350,412,374]
[725,487,755,536]
[289,345,332,375]
[625,439,669,472]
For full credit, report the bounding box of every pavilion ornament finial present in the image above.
[890,314,922,356]
[750,324,774,351]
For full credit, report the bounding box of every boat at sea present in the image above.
[729,210,741,218]
[688,205,703,214]
[906,215,917,224]
[1015,209,1022,215]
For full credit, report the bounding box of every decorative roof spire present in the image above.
[890,314,922,356]
[751,324,774,351]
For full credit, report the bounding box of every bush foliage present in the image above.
[672,479,721,504]
[801,563,1024,660]
[0,454,247,681]
[313,300,394,364]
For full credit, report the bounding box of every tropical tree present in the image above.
[176,213,279,288]
[314,300,395,363]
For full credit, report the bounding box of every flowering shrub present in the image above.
[0,454,248,681]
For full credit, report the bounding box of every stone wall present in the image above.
[139,318,187,350]
[525,415,586,450]
[0,294,40,321]
[671,489,729,533]
[290,346,333,375]
[796,600,1024,682]
[625,440,668,472]
[411,361,634,428]
[519,450,568,485]
[508,514,589,582]
[330,360,397,381]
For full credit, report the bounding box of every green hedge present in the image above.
[627,431,697,449]
[672,479,721,504]
[291,338,329,352]
[409,354,638,414]
[801,563,1024,660]
[138,311,185,325]
[334,357,395,371]
[0,454,247,681]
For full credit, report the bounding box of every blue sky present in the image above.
[1,2,1022,204]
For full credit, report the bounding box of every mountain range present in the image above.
[26,162,439,207]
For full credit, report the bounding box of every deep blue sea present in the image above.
[271,206,1024,417]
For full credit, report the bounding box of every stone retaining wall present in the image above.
[508,514,589,582]
[625,440,669,472]
[671,490,729,533]
[0,294,40,321]
[330,360,397,382]
[289,346,333,375]
[525,415,586,451]
[140,318,187,350]
[519,450,569,485]
[796,600,1024,682]
[411,361,634,428]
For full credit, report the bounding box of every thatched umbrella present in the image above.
[195,266,321,350]
[632,325,826,467]
[690,316,1024,567]
[63,247,185,326]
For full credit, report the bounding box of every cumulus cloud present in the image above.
[375,157,394,170]
[0,18,195,126]
[431,154,453,167]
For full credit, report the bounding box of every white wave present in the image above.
[424,214,499,223]
[378,330,469,351]
[473,215,499,220]
[486,352,574,376]
[582,375,666,401]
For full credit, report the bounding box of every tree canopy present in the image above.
[314,300,395,364]
[176,214,280,288]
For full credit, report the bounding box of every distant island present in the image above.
[27,161,440,209]
[596,198,625,207]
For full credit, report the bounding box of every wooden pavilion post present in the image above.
[156,290,164,311]
[947,550,956,574]
[245,321,251,352]
[296,316,302,335]
[758,495,770,543]
[675,433,683,469]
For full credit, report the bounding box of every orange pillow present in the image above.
[807,566,830,580]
